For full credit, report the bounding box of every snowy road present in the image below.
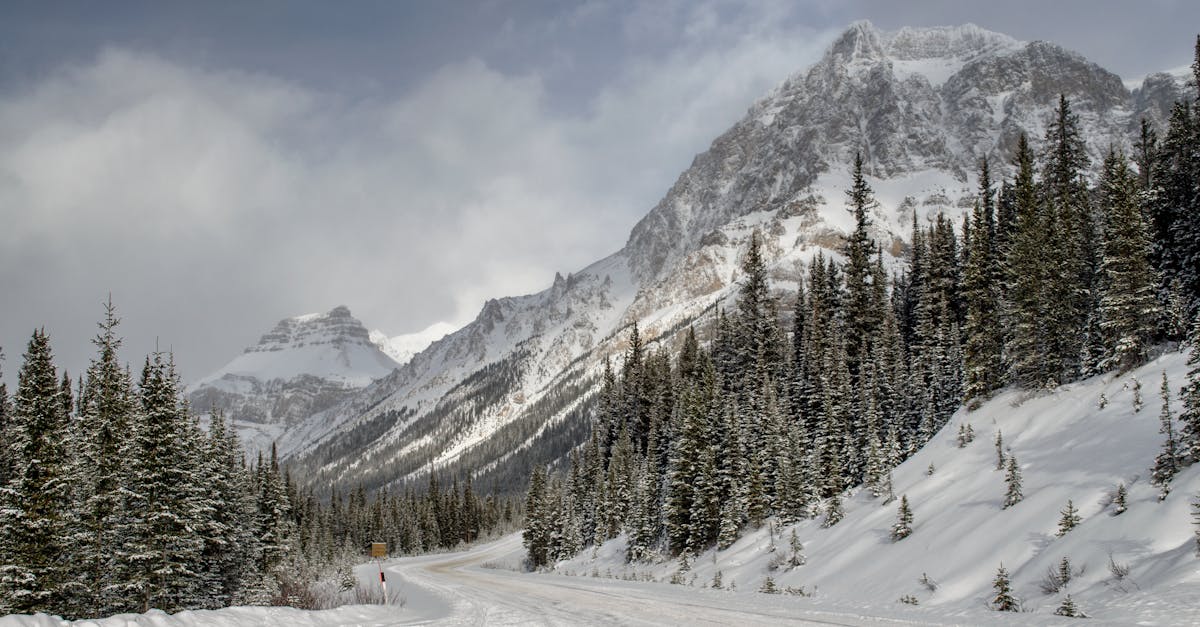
[369,535,986,626]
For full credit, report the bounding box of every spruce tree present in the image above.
[1003,454,1023,509]
[1153,371,1180,493]
[991,564,1018,611]
[1056,594,1082,618]
[1180,316,1200,463]
[117,354,208,612]
[1006,133,1050,387]
[1057,500,1081,536]
[1098,151,1159,371]
[964,158,1004,401]
[843,152,880,380]
[0,330,72,615]
[891,495,913,541]
[1113,483,1128,515]
[74,300,140,614]
[1042,95,1095,382]
[0,349,9,488]
[523,465,550,568]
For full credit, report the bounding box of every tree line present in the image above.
[524,42,1200,567]
[0,300,517,619]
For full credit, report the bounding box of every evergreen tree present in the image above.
[1113,483,1128,515]
[991,564,1018,611]
[0,349,10,488]
[1153,372,1180,493]
[73,300,140,613]
[1006,133,1051,387]
[1056,594,1082,618]
[1003,454,1023,509]
[964,158,1004,401]
[199,411,260,606]
[0,330,72,615]
[523,465,550,568]
[891,495,913,541]
[1098,151,1159,371]
[117,354,208,612]
[843,152,880,380]
[1180,317,1200,463]
[1057,500,1081,536]
[1042,95,1095,382]
[822,494,844,528]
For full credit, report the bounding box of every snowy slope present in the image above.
[559,348,1200,624]
[288,21,1190,495]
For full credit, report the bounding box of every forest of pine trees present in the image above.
[0,301,517,619]
[524,43,1200,567]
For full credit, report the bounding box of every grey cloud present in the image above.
[1,1,1195,385]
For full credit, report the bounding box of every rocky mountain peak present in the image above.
[827,20,888,63]
[885,23,1020,61]
[248,305,377,354]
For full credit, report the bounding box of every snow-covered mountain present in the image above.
[261,22,1186,493]
[369,322,458,366]
[187,305,400,457]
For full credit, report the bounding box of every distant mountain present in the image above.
[221,22,1188,494]
[187,305,399,457]
[370,322,458,366]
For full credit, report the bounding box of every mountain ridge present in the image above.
[198,22,1191,494]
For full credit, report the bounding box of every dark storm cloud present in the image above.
[0,1,1196,384]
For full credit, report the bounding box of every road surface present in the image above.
[363,535,966,626]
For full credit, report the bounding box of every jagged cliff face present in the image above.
[187,305,399,456]
[227,22,1188,493]
[625,23,1171,286]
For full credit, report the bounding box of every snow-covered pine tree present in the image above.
[891,495,913,541]
[200,411,261,606]
[1058,556,1073,587]
[0,330,72,615]
[1003,454,1023,509]
[72,300,140,614]
[1113,483,1128,515]
[1098,150,1159,371]
[1180,316,1200,463]
[822,493,844,528]
[843,152,880,381]
[1006,133,1050,388]
[119,354,209,612]
[1153,371,1180,494]
[1056,594,1082,617]
[1133,376,1144,413]
[995,430,1005,470]
[964,158,1004,402]
[1057,500,1081,536]
[1042,95,1095,383]
[1147,40,1200,322]
[256,443,294,591]
[991,564,1018,611]
[523,465,550,568]
[0,349,9,489]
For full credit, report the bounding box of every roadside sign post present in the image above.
[371,542,387,603]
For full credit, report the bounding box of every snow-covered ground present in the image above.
[0,535,1117,626]
[558,348,1200,625]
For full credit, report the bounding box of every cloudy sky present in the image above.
[1,0,1197,384]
